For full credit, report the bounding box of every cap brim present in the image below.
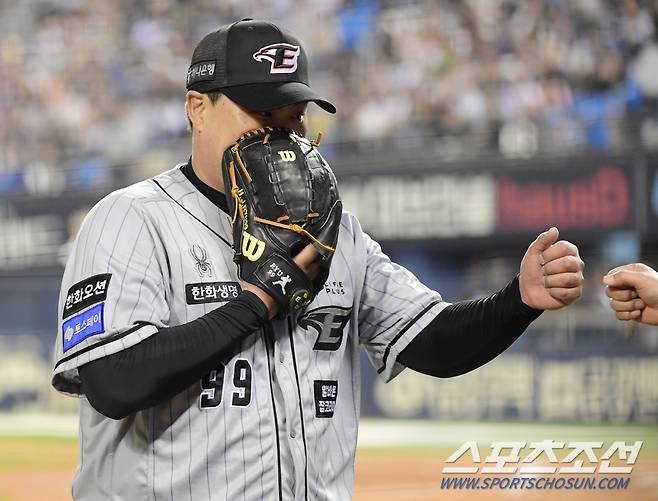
[222,81,336,114]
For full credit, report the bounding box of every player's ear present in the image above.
[186,91,206,132]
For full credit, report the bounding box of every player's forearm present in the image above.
[78,291,269,420]
[398,276,542,378]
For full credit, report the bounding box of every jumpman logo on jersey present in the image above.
[273,275,292,294]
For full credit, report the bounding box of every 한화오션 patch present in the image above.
[62,302,105,352]
[63,273,111,319]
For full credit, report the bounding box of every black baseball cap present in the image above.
[186,19,336,114]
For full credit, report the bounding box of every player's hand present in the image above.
[242,244,321,319]
[293,243,322,281]
[519,227,584,310]
[603,263,658,325]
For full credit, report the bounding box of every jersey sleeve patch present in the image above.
[62,303,105,352]
[185,282,241,304]
[314,380,338,418]
[63,273,112,319]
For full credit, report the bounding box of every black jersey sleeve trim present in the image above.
[377,300,442,374]
[54,321,152,370]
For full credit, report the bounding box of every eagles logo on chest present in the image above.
[298,305,352,351]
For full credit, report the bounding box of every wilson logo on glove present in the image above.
[242,231,266,262]
[278,150,296,162]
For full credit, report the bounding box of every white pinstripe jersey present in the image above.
[51,165,446,500]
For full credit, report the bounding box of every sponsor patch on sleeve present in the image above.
[62,302,105,352]
[314,380,338,418]
[63,273,111,319]
[185,282,241,304]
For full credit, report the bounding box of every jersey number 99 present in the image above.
[200,359,252,409]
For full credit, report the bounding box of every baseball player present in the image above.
[51,19,585,500]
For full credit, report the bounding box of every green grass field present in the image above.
[0,436,78,470]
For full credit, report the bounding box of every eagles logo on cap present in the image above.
[253,43,301,74]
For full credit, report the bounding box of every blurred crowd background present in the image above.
[0,0,657,422]
[3,0,658,190]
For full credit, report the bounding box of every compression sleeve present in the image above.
[78,291,268,419]
[398,276,542,378]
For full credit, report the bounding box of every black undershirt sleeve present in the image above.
[78,291,268,420]
[398,276,542,378]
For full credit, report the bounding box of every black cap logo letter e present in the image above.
[253,43,300,74]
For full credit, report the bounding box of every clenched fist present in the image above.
[519,227,584,310]
[603,263,658,325]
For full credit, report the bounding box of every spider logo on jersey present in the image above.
[190,244,213,277]
[252,43,300,74]
[298,305,352,351]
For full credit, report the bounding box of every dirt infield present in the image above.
[0,438,76,501]
[1,438,657,500]
[0,470,72,501]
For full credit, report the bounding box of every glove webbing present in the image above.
[226,151,336,254]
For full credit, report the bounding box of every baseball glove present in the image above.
[222,127,342,314]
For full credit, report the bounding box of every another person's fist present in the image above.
[603,263,658,325]
[519,227,584,310]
